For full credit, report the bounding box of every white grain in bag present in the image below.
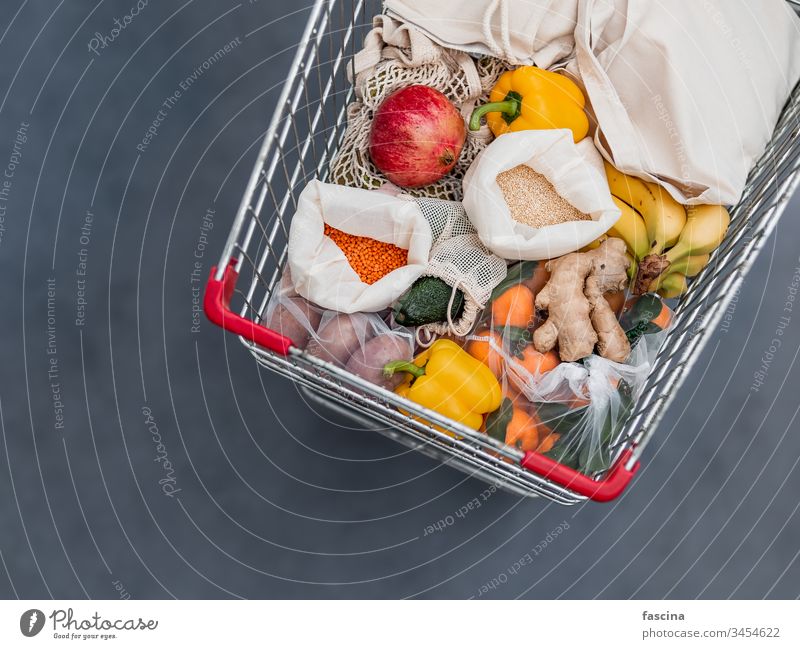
[462,129,620,261]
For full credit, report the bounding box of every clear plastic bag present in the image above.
[263,273,323,349]
[464,263,672,475]
[515,328,667,474]
[265,283,415,391]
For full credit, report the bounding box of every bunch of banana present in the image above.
[601,162,730,298]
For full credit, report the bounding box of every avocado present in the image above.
[394,276,465,327]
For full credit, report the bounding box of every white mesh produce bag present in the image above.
[328,14,511,201]
[413,198,507,339]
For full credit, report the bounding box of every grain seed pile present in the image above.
[324,223,409,285]
[497,164,590,228]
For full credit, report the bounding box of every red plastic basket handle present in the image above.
[520,447,640,502]
[204,260,293,355]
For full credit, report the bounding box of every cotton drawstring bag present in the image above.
[328,14,511,201]
[287,180,433,313]
[462,129,620,260]
[568,0,800,205]
[384,0,579,68]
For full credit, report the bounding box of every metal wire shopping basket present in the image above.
[205,0,800,504]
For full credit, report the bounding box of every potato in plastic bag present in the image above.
[264,284,414,390]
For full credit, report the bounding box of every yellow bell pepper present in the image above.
[383,339,503,431]
[469,66,589,142]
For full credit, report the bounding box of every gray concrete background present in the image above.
[0,0,799,599]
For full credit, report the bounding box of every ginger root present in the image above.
[585,240,632,362]
[534,250,595,362]
[533,238,631,363]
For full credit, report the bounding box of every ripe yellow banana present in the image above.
[626,253,638,282]
[675,253,710,278]
[608,196,649,261]
[604,160,647,208]
[643,182,687,253]
[580,234,607,253]
[649,255,708,291]
[665,205,730,265]
[603,161,686,255]
[657,272,688,299]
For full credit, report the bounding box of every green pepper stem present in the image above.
[469,95,521,131]
[383,360,425,379]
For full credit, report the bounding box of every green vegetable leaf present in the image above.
[620,294,664,331]
[496,326,531,358]
[534,401,589,436]
[544,435,582,469]
[625,321,659,346]
[620,294,668,347]
[579,446,608,474]
[615,380,635,429]
[578,379,635,474]
[484,397,514,444]
[490,261,540,302]
[536,380,637,475]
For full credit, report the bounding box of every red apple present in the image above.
[368,85,466,188]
